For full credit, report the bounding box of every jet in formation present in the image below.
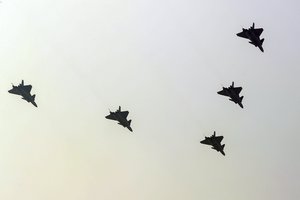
[217,82,244,108]
[200,131,225,156]
[105,106,133,132]
[8,80,37,107]
[237,23,264,52]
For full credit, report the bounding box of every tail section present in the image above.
[240,96,244,101]
[221,144,225,150]
[116,106,121,113]
[260,38,264,44]
[252,22,255,29]
[32,94,36,101]
[18,80,24,87]
[128,120,131,126]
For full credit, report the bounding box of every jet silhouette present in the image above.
[105,106,133,132]
[237,23,264,52]
[217,82,244,108]
[8,80,37,107]
[200,131,225,156]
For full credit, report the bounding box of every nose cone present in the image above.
[31,102,38,107]
[238,103,244,108]
[259,46,264,52]
[221,151,225,156]
[127,126,133,132]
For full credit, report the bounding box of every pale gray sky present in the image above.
[0,1,299,200]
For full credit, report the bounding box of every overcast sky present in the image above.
[0,1,299,200]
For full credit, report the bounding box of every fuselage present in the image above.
[224,88,242,105]
[112,112,132,131]
[9,87,37,107]
[245,30,264,52]
[208,138,225,155]
[221,87,243,108]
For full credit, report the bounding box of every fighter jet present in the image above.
[217,82,244,108]
[237,23,264,52]
[105,106,133,132]
[200,131,225,156]
[8,80,37,107]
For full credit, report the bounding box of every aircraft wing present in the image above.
[200,138,212,145]
[23,85,32,93]
[217,90,229,97]
[254,28,263,37]
[105,114,117,120]
[8,88,21,95]
[120,111,129,119]
[215,136,223,144]
[233,87,242,94]
[236,31,248,39]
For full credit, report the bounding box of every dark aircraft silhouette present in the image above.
[105,106,133,132]
[237,23,264,52]
[200,131,225,156]
[217,82,244,108]
[8,80,37,107]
